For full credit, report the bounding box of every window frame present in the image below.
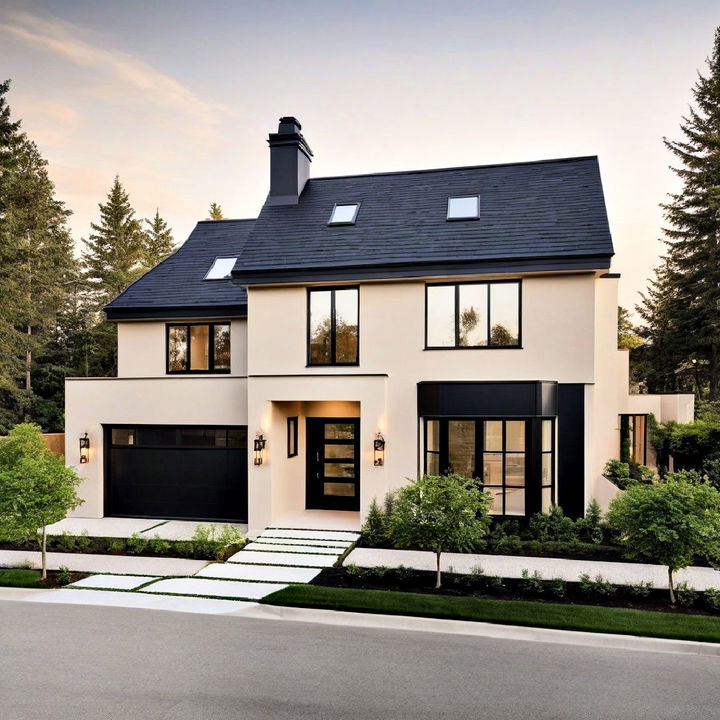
[287,416,299,458]
[619,413,648,465]
[424,279,522,350]
[203,256,238,281]
[165,322,232,375]
[328,202,361,226]
[306,286,360,367]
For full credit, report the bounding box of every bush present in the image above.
[365,565,389,580]
[494,535,521,554]
[126,532,149,555]
[578,573,616,600]
[345,563,363,577]
[703,588,720,611]
[55,532,78,553]
[527,506,576,543]
[603,460,633,489]
[484,575,505,593]
[674,582,699,607]
[575,499,604,544]
[519,569,544,595]
[108,538,125,553]
[75,531,92,553]
[628,581,653,599]
[361,498,389,547]
[549,577,567,599]
[56,565,71,586]
[148,534,171,554]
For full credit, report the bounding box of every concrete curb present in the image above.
[240,603,720,657]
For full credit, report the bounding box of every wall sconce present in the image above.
[373,432,385,466]
[253,432,266,466]
[79,433,90,464]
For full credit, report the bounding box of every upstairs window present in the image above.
[447,195,479,220]
[328,203,360,225]
[308,287,359,365]
[426,281,521,348]
[167,323,231,373]
[204,257,237,280]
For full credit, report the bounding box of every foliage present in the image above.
[578,573,616,600]
[208,202,224,220]
[628,581,653,599]
[549,577,567,599]
[388,474,491,588]
[142,209,175,268]
[575,499,604,544]
[527,505,576,542]
[617,306,643,350]
[519,569,544,595]
[0,423,82,577]
[703,588,720,611]
[56,565,71,586]
[494,534,522,553]
[607,478,720,603]
[602,459,652,489]
[361,497,390,547]
[674,582,699,607]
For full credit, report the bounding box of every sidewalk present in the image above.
[345,548,720,591]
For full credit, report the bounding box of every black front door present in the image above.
[306,418,360,511]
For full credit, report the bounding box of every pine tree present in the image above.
[208,202,224,220]
[639,27,720,399]
[142,209,175,268]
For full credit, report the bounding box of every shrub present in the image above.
[484,575,505,593]
[549,577,567,599]
[56,565,71,586]
[393,564,415,583]
[674,582,698,607]
[528,506,576,543]
[469,564,484,578]
[703,588,720,611]
[108,538,125,553]
[148,534,171,554]
[56,532,78,553]
[361,498,389,547]
[345,563,363,577]
[365,565,389,580]
[628,581,653,599]
[603,460,633,489]
[575,499,604,544]
[75,531,92,553]
[126,532,149,555]
[495,535,521,554]
[578,573,616,600]
[519,569,544,595]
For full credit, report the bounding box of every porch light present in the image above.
[253,432,266,466]
[373,432,385,466]
[79,433,90,464]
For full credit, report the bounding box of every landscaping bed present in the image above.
[311,565,720,616]
[0,568,88,589]
[263,585,720,644]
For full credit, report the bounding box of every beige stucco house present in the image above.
[64,117,694,537]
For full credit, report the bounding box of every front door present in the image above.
[306,418,360,511]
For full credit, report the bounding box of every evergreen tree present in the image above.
[142,209,175,268]
[640,28,720,400]
[208,202,224,220]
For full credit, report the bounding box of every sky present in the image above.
[0,0,717,311]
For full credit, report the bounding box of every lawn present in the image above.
[263,584,720,644]
[0,568,47,588]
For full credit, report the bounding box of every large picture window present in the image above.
[425,281,521,349]
[308,287,359,365]
[166,323,231,373]
[423,417,554,516]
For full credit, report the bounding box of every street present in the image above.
[0,600,719,719]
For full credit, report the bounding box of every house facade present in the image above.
[64,117,694,537]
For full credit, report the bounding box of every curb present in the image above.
[241,603,720,657]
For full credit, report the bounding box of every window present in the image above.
[204,257,237,280]
[328,203,360,225]
[308,287,359,365]
[287,417,298,458]
[447,195,479,220]
[166,323,231,373]
[483,420,526,516]
[109,426,247,448]
[620,414,647,465]
[426,281,520,348]
[541,419,555,512]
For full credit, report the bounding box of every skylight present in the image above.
[204,257,237,280]
[447,195,480,221]
[328,203,360,225]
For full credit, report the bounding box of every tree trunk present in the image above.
[435,551,442,589]
[41,526,47,581]
[668,567,675,605]
[25,325,32,391]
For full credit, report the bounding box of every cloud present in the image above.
[0,9,235,132]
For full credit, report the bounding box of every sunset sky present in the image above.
[1,0,717,310]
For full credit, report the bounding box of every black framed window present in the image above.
[287,416,298,458]
[109,426,247,448]
[425,281,521,349]
[166,323,231,373]
[307,287,359,365]
[620,414,647,465]
[540,419,555,512]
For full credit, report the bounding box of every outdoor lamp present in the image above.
[253,432,266,466]
[373,432,385,466]
[79,433,90,464]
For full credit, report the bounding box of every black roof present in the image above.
[105,219,252,320]
[233,156,613,284]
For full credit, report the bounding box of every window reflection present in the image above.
[308,288,358,365]
[309,290,332,364]
[490,283,519,346]
[427,285,455,347]
[459,284,487,346]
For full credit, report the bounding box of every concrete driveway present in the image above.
[1,600,718,720]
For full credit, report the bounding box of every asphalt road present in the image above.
[1,599,719,720]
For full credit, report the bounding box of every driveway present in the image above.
[0,600,718,720]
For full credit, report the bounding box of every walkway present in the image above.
[43,517,248,539]
[344,548,720,591]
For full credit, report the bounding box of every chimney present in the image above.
[267,116,313,206]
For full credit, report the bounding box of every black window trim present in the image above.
[619,413,648,466]
[306,285,360,367]
[107,424,248,449]
[424,279,522,350]
[287,416,299,458]
[165,322,232,374]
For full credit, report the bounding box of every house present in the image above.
[64,117,694,537]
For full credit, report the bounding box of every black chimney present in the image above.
[267,116,313,206]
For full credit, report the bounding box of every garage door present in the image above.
[105,425,247,522]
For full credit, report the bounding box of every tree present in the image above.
[638,27,720,400]
[617,307,643,350]
[606,478,720,603]
[208,202,224,220]
[0,424,82,579]
[389,474,491,588]
[142,209,175,268]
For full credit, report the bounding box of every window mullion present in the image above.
[454,285,460,347]
[330,291,337,363]
[185,325,191,373]
[209,324,215,372]
[501,420,506,515]
[486,284,492,347]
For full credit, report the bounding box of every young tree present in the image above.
[142,209,175,268]
[0,424,82,578]
[389,474,491,589]
[208,202,224,220]
[606,478,720,603]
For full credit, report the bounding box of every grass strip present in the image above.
[262,584,720,644]
[0,569,46,588]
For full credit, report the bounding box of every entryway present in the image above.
[306,418,360,511]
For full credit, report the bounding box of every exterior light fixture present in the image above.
[79,433,90,464]
[373,432,385,466]
[253,432,267,466]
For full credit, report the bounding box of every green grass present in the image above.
[262,584,720,644]
[0,568,46,588]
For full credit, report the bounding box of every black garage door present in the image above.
[105,425,247,522]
